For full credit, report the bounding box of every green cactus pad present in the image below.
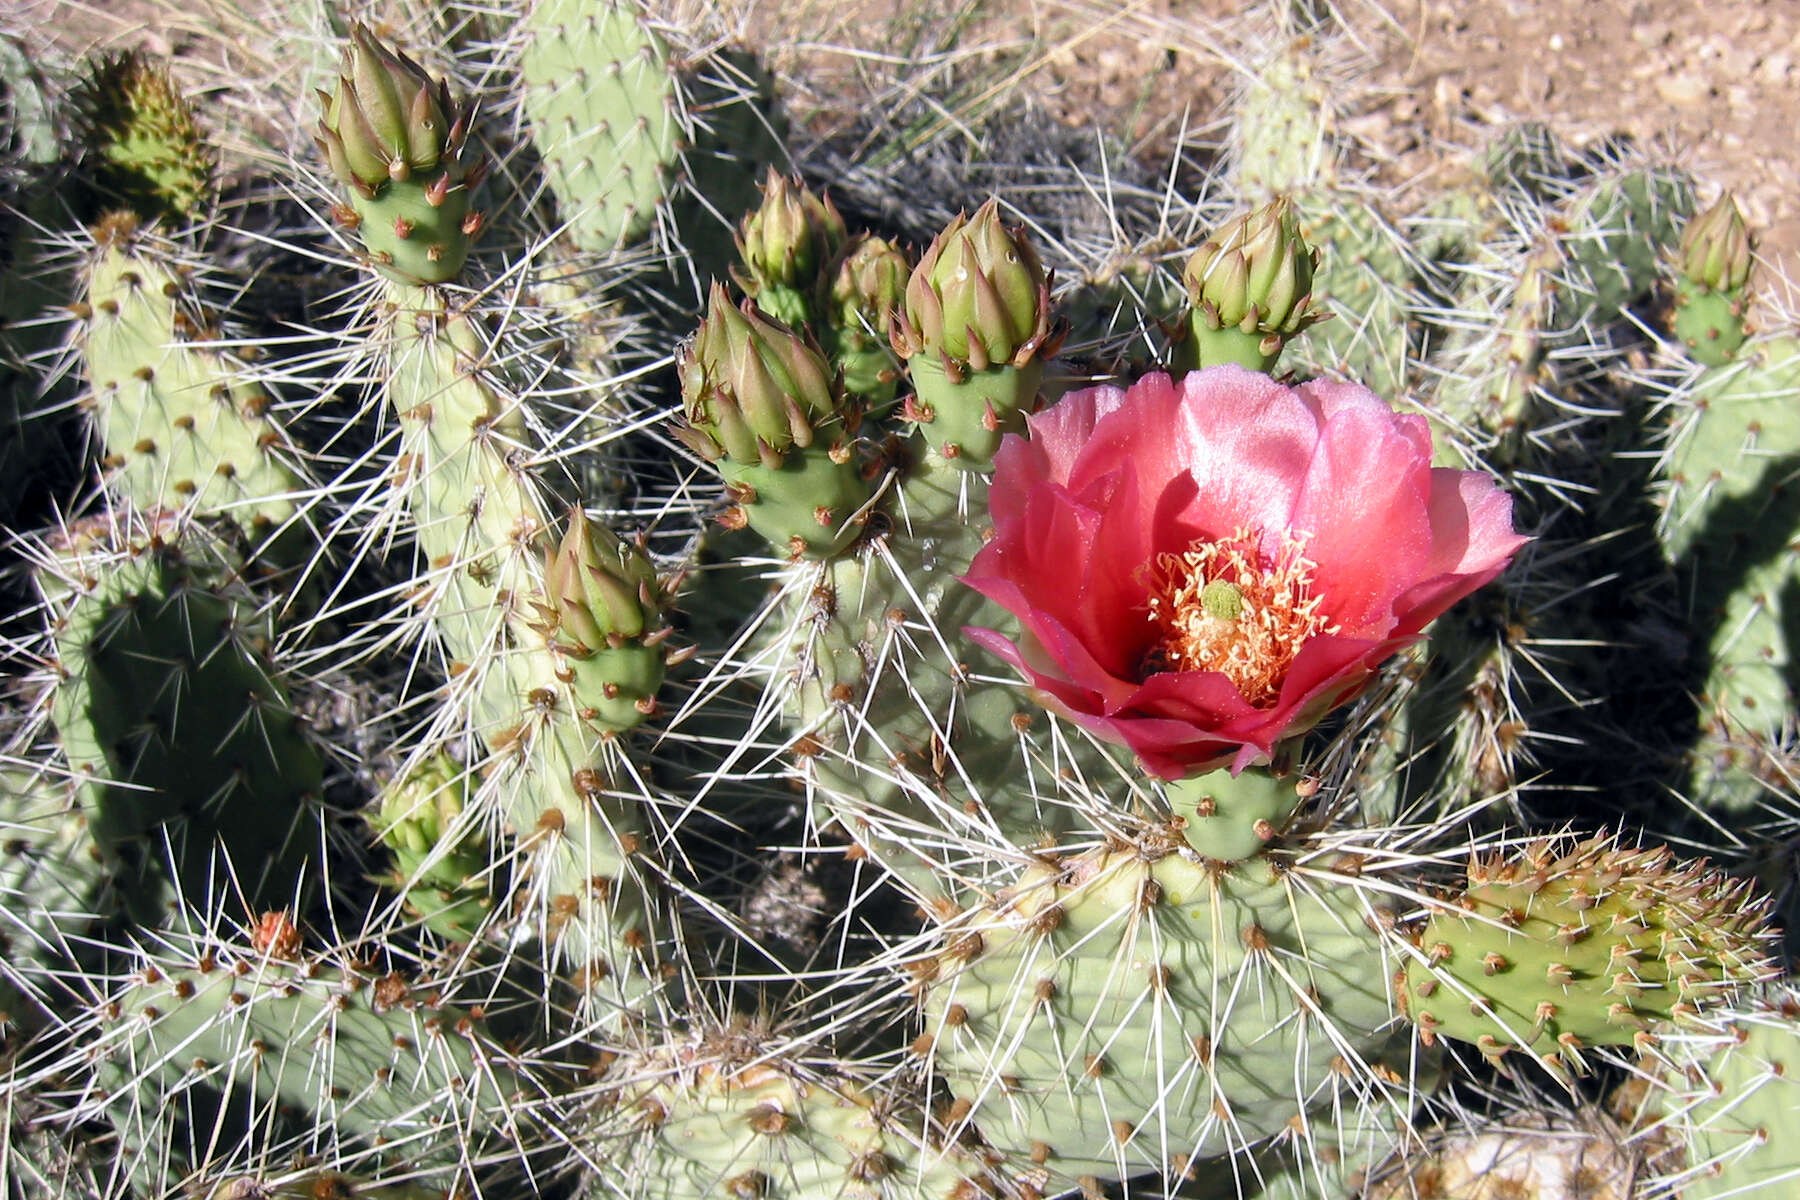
[79,217,306,550]
[1660,990,1800,1200]
[921,841,1398,1182]
[78,50,214,224]
[1162,765,1312,862]
[1659,334,1800,811]
[902,355,1044,468]
[1672,278,1749,368]
[382,283,668,1014]
[1233,45,1336,200]
[0,765,110,1034]
[85,939,543,1174]
[517,0,681,254]
[1558,165,1693,327]
[717,450,874,559]
[1397,836,1774,1071]
[43,512,322,918]
[1288,197,1416,398]
[604,1050,1003,1200]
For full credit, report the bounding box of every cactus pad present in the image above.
[1398,836,1774,1071]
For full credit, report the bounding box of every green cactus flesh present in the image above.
[1663,990,1800,1200]
[766,459,1098,899]
[382,283,664,1012]
[1162,767,1313,863]
[1673,277,1750,369]
[517,0,680,254]
[1660,335,1800,811]
[1397,837,1773,1071]
[1558,166,1693,329]
[80,51,214,224]
[904,356,1044,470]
[86,943,542,1176]
[43,515,321,918]
[1233,47,1335,200]
[79,221,305,549]
[604,1051,1003,1200]
[1287,195,1415,398]
[921,843,1398,1182]
[0,766,109,1034]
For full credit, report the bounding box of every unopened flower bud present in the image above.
[678,282,839,465]
[314,25,480,282]
[896,199,1055,369]
[824,234,911,410]
[827,234,910,337]
[542,507,661,655]
[376,754,485,890]
[1183,198,1321,337]
[322,25,453,189]
[737,169,847,299]
[1172,198,1326,375]
[1679,193,1752,294]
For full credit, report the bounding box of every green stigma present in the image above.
[1201,579,1245,622]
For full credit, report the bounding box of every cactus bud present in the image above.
[896,198,1053,370]
[678,284,872,557]
[679,282,839,465]
[823,234,910,412]
[528,508,674,729]
[325,25,449,187]
[734,169,847,328]
[893,201,1061,469]
[315,25,480,283]
[1170,198,1325,376]
[376,754,486,894]
[1671,192,1754,366]
[1679,193,1753,294]
[542,506,659,652]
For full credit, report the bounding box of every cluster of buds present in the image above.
[534,507,681,730]
[1171,197,1326,375]
[823,234,910,413]
[734,168,849,329]
[677,285,871,557]
[1671,192,1753,365]
[315,24,484,283]
[892,199,1062,466]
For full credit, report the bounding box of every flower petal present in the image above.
[958,364,1527,782]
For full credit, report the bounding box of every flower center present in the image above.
[1142,526,1338,706]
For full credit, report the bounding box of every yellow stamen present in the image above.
[1142,526,1338,706]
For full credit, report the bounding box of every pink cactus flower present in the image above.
[961,365,1528,779]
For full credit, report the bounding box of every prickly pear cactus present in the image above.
[1396,836,1774,1073]
[77,214,306,550]
[516,0,680,255]
[41,512,322,918]
[1,10,1797,1200]
[1658,331,1800,814]
[920,839,1401,1182]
